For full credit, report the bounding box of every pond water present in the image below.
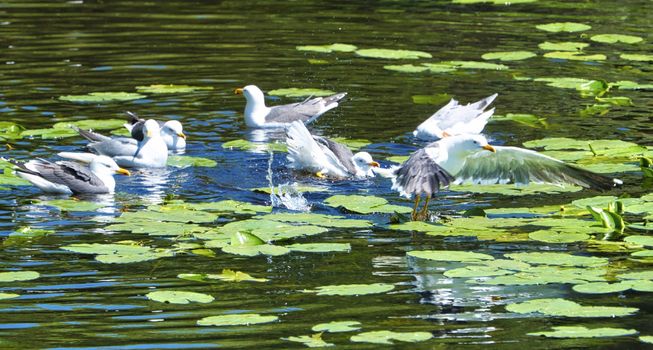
[1,0,653,348]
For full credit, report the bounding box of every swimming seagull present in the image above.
[413,94,498,141]
[74,119,168,168]
[12,155,130,194]
[389,134,622,220]
[286,120,379,179]
[124,111,186,150]
[234,85,347,128]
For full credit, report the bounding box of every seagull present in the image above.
[234,85,347,128]
[286,120,379,179]
[390,134,621,220]
[74,119,168,168]
[124,112,186,150]
[12,155,130,194]
[413,94,498,141]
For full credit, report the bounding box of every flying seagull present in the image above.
[390,134,621,220]
[74,119,168,168]
[235,85,347,128]
[12,155,130,194]
[124,111,186,150]
[413,94,498,141]
[286,120,379,179]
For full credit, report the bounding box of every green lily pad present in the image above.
[538,41,590,52]
[42,199,104,212]
[215,219,327,242]
[21,118,127,139]
[260,213,372,228]
[612,80,653,90]
[595,96,633,106]
[297,43,357,53]
[386,155,409,164]
[617,271,653,281]
[59,92,146,103]
[506,298,638,317]
[506,252,608,267]
[0,293,20,300]
[284,334,334,348]
[286,243,351,253]
[534,77,593,89]
[222,139,287,152]
[305,283,395,296]
[572,280,653,294]
[197,313,278,326]
[328,137,371,151]
[620,53,653,62]
[544,51,606,61]
[167,155,218,168]
[641,336,653,344]
[384,64,430,73]
[624,235,653,247]
[135,84,213,94]
[324,194,411,214]
[454,0,537,3]
[590,34,643,44]
[536,22,591,33]
[443,60,509,70]
[0,271,40,282]
[222,243,290,257]
[62,242,173,264]
[450,183,581,196]
[186,269,269,283]
[482,51,536,61]
[444,265,513,278]
[407,250,494,262]
[422,63,460,72]
[528,230,589,243]
[0,122,25,140]
[312,321,362,333]
[411,93,452,105]
[116,208,218,224]
[528,326,637,338]
[106,221,202,236]
[472,265,607,286]
[3,226,53,247]
[350,330,433,345]
[189,200,272,214]
[146,290,214,304]
[492,113,547,128]
[267,88,336,97]
[355,48,432,59]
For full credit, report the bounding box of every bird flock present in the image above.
[12,84,621,221]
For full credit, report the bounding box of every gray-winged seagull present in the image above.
[124,111,186,150]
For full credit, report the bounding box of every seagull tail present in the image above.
[391,150,455,199]
[285,121,320,171]
[57,152,99,164]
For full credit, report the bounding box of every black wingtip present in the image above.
[125,111,141,125]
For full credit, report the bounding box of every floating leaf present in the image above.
[544,51,606,61]
[197,313,278,326]
[324,194,411,214]
[572,280,653,294]
[407,250,494,262]
[506,252,608,267]
[443,60,509,70]
[620,53,653,62]
[411,93,451,105]
[267,88,336,97]
[42,199,103,212]
[595,96,633,106]
[386,155,410,164]
[3,226,53,247]
[350,330,433,345]
[146,290,214,304]
[625,235,653,247]
[216,219,327,242]
[312,321,362,333]
[0,271,40,282]
[528,230,589,243]
[106,221,202,236]
[590,34,643,44]
[135,84,213,94]
[384,64,429,73]
[492,113,547,128]
[355,48,432,59]
[296,43,357,53]
[286,243,351,253]
[641,336,653,344]
[422,63,460,72]
[260,212,372,228]
[59,92,146,103]
[0,122,25,140]
[534,77,593,89]
[284,333,334,348]
[305,283,395,296]
[444,265,512,278]
[201,269,269,282]
[538,41,589,52]
[536,22,591,33]
[222,243,290,257]
[222,139,287,152]
[451,183,581,196]
[190,200,272,214]
[167,155,217,168]
[506,298,637,317]
[617,271,653,281]
[528,326,637,338]
[0,293,20,300]
[61,242,173,264]
[612,80,653,90]
[482,51,536,61]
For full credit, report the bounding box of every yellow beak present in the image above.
[116,168,131,176]
[482,144,496,153]
[177,132,186,139]
[147,130,153,138]
[369,161,380,167]
[234,88,244,95]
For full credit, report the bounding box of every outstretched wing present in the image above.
[454,146,619,190]
[392,147,455,198]
[413,94,497,140]
[312,136,356,174]
[266,93,347,124]
[285,121,348,177]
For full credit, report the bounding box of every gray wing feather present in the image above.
[265,93,347,124]
[22,160,108,194]
[313,136,356,174]
[455,146,617,190]
[392,148,455,198]
[88,138,138,157]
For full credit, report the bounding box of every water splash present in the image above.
[267,151,311,211]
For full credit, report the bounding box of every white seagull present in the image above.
[12,156,130,194]
[286,121,379,179]
[390,134,621,220]
[413,94,498,141]
[74,119,168,168]
[124,111,186,150]
[235,85,347,128]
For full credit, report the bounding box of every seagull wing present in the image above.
[313,136,357,175]
[454,146,618,190]
[285,121,348,177]
[16,159,108,194]
[392,146,456,198]
[266,93,347,124]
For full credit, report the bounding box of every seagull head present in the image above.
[352,152,380,176]
[162,120,186,140]
[450,134,495,153]
[234,85,265,104]
[143,119,161,139]
[90,156,130,176]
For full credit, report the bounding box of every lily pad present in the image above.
[481,51,536,61]
[328,137,371,151]
[506,298,638,317]
[355,48,432,60]
[197,313,278,326]
[572,280,653,294]
[384,64,429,73]
[411,93,452,105]
[443,60,509,70]
[0,271,40,282]
[641,336,653,344]
[286,243,351,253]
[59,92,146,103]
[0,122,25,140]
[284,334,334,348]
[305,283,395,296]
[0,293,20,300]
[612,80,653,90]
[617,271,653,281]
[135,84,213,94]
[538,41,590,52]
[595,96,632,106]
[407,250,494,262]
[312,321,362,333]
[222,243,290,257]
[216,219,327,242]
[296,43,357,53]
[190,200,272,215]
[624,235,653,247]
[42,199,104,212]
[505,252,608,267]
[61,242,173,264]
[536,22,591,33]
[167,155,217,168]
[544,51,606,61]
[222,139,287,152]
[620,53,653,62]
[260,212,372,228]
[146,290,214,304]
[534,77,593,89]
[192,269,269,283]
[492,113,547,128]
[350,330,433,345]
[590,34,643,44]
[528,326,637,338]
[528,230,589,243]
[324,195,411,214]
[444,265,513,278]
[267,88,336,97]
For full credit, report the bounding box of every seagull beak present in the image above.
[147,130,153,138]
[177,132,186,139]
[482,144,496,153]
[441,131,451,138]
[369,161,380,167]
[116,168,131,176]
[234,88,244,95]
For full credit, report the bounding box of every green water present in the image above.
[1,0,653,348]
